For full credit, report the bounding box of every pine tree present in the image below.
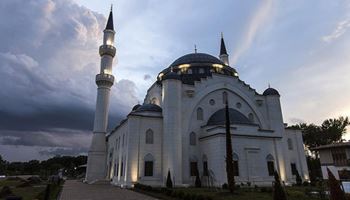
[327,168,346,200]
[166,170,173,188]
[195,166,201,188]
[295,170,302,186]
[224,101,235,193]
[273,171,287,200]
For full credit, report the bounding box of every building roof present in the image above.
[133,103,162,113]
[207,108,256,126]
[312,142,350,150]
[158,53,238,85]
[169,53,224,67]
[263,88,280,96]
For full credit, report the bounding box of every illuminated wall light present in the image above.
[234,72,239,76]
[104,69,111,75]
[212,64,223,68]
[178,64,190,69]
[158,73,164,79]
[106,39,112,46]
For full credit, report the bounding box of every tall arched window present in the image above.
[233,153,239,176]
[266,154,275,176]
[223,91,228,104]
[190,156,198,176]
[146,129,154,144]
[287,138,293,150]
[190,132,196,146]
[197,107,203,120]
[144,154,154,176]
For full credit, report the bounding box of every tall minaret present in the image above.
[86,7,116,183]
[219,33,229,65]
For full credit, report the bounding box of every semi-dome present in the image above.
[134,103,162,113]
[207,108,256,126]
[158,52,238,85]
[263,88,280,96]
[169,53,224,67]
[132,104,141,111]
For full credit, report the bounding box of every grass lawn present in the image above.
[0,178,63,200]
[134,185,325,200]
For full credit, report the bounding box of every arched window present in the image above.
[248,113,254,122]
[190,156,198,176]
[287,138,293,150]
[202,155,208,176]
[190,132,196,146]
[146,129,154,144]
[144,154,154,177]
[233,153,239,176]
[197,107,203,120]
[223,91,228,104]
[150,97,158,105]
[266,154,275,176]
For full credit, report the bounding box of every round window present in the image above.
[209,99,215,105]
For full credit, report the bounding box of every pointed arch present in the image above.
[266,154,275,176]
[144,153,154,176]
[146,129,154,144]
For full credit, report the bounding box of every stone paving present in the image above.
[60,180,157,200]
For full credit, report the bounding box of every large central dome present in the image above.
[170,53,224,67]
[158,52,238,85]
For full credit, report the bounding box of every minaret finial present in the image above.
[110,4,113,12]
[220,33,227,55]
[194,44,197,53]
[221,32,224,39]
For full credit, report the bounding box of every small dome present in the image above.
[134,104,162,113]
[207,108,255,126]
[163,71,181,80]
[132,104,141,111]
[263,88,280,96]
[169,53,224,67]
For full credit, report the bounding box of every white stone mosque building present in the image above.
[86,8,309,187]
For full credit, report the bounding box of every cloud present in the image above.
[231,0,274,64]
[322,19,350,42]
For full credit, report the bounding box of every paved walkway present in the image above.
[60,180,157,200]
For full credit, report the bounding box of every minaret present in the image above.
[86,7,116,183]
[219,33,229,65]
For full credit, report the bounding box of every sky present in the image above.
[0,0,349,161]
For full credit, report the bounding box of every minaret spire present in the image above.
[105,5,114,30]
[86,7,117,183]
[219,32,229,65]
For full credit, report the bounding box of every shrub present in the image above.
[302,181,309,186]
[295,171,302,186]
[247,182,251,187]
[184,193,192,200]
[222,183,228,189]
[0,186,13,198]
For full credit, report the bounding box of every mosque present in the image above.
[85,8,309,187]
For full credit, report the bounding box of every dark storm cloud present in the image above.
[0,0,138,159]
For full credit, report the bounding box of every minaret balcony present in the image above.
[99,45,116,57]
[96,73,115,87]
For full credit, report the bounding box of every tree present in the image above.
[166,170,173,188]
[327,168,346,200]
[224,101,235,193]
[273,171,287,200]
[293,116,350,150]
[295,170,302,186]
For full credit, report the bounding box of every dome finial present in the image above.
[268,83,271,88]
[194,44,197,53]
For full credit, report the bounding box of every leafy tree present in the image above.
[327,168,346,200]
[166,170,173,188]
[224,101,235,193]
[273,171,287,200]
[292,116,349,150]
